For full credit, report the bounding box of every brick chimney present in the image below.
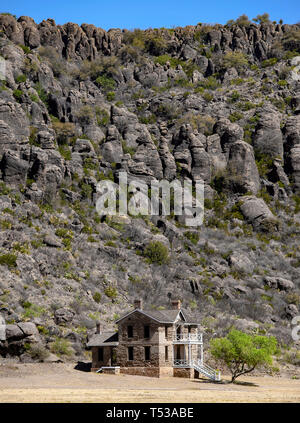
[172,300,181,310]
[134,299,143,310]
[96,321,101,334]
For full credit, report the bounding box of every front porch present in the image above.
[172,332,220,381]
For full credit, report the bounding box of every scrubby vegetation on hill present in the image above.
[0,13,299,373]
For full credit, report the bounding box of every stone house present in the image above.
[87,299,220,380]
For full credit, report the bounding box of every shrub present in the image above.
[285,292,300,305]
[202,91,213,102]
[34,83,49,106]
[282,28,300,53]
[15,74,27,83]
[50,337,73,357]
[143,241,169,265]
[229,90,241,103]
[76,105,94,125]
[223,51,248,70]
[13,89,23,102]
[26,344,50,361]
[255,150,274,177]
[154,54,181,68]
[58,145,71,160]
[144,31,167,55]
[52,121,76,145]
[0,12,17,19]
[22,303,46,318]
[229,111,243,122]
[261,58,278,68]
[197,76,219,90]
[38,46,66,77]
[95,75,116,91]
[122,141,136,157]
[106,91,115,101]
[104,286,118,299]
[210,329,277,382]
[19,44,31,54]
[0,253,17,268]
[105,240,117,248]
[93,292,102,303]
[184,231,200,245]
[95,107,110,127]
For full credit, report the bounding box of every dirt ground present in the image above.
[0,362,299,403]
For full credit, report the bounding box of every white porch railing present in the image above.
[173,359,221,382]
[173,359,191,367]
[173,333,203,343]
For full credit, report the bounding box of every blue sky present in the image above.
[1,0,299,30]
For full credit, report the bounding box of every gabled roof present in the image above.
[87,331,118,347]
[115,308,199,325]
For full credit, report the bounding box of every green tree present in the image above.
[210,329,277,382]
[236,14,251,26]
[253,13,271,24]
[227,14,251,27]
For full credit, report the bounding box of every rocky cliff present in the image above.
[0,14,300,366]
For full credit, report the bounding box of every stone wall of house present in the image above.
[173,368,194,378]
[120,366,160,377]
[158,325,174,367]
[117,312,161,367]
[91,345,112,368]
[116,311,201,370]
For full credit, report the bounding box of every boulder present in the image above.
[229,251,254,275]
[0,120,14,154]
[286,146,300,193]
[0,150,29,185]
[264,276,294,291]
[213,118,244,151]
[227,141,261,194]
[239,195,279,232]
[73,138,95,154]
[54,308,75,325]
[101,125,123,163]
[0,100,30,142]
[43,353,63,363]
[283,115,300,150]
[37,131,56,149]
[43,234,63,248]
[158,137,177,180]
[18,322,39,337]
[284,304,298,319]
[0,314,6,341]
[253,108,283,158]
[5,324,24,340]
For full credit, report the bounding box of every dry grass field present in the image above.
[0,363,299,403]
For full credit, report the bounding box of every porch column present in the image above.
[200,343,203,364]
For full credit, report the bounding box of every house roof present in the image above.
[115,308,199,325]
[87,331,119,347]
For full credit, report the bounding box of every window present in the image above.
[98,347,103,362]
[188,326,191,334]
[128,346,134,361]
[127,325,133,338]
[145,346,151,361]
[165,326,168,338]
[144,325,150,338]
[165,346,168,361]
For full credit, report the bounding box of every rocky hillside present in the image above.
[0,13,300,367]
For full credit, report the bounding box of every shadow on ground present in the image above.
[74,361,92,372]
[191,378,258,387]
